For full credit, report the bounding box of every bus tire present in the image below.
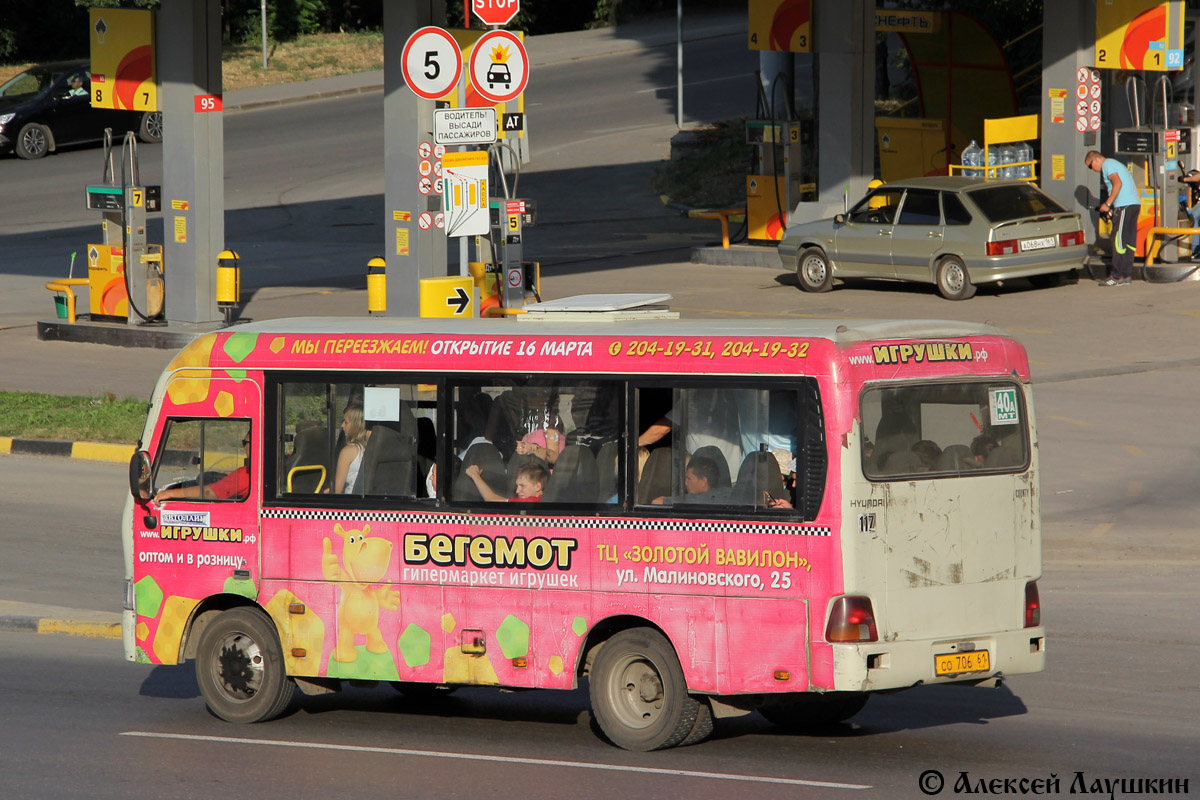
[195,607,294,724]
[589,627,699,751]
[797,247,834,293]
[936,256,976,300]
[759,692,869,730]
[679,696,714,746]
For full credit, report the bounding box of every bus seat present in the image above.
[873,410,918,471]
[595,441,619,502]
[730,450,785,506]
[937,444,975,471]
[986,440,1023,469]
[354,405,419,496]
[285,421,329,493]
[416,416,437,463]
[454,441,506,501]
[879,449,925,475]
[544,445,597,502]
[689,445,732,489]
[636,448,672,505]
[507,451,549,479]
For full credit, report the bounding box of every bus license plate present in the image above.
[1019,236,1056,252]
[934,650,991,676]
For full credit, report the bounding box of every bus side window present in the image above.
[153,418,252,502]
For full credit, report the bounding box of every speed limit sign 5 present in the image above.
[401,26,463,100]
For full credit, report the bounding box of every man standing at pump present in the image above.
[1085,150,1140,286]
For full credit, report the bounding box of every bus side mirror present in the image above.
[130,451,152,501]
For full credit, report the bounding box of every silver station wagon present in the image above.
[777,177,1086,300]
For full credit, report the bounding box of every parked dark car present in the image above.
[0,59,161,159]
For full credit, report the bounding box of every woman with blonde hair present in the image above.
[334,404,369,493]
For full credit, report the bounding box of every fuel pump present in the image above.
[473,142,539,312]
[1112,76,1193,256]
[84,130,162,323]
[745,71,813,242]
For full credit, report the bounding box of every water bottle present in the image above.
[961,140,982,177]
[999,144,1017,179]
[985,146,999,180]
[1017,141,1033,179]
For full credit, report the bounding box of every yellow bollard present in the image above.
[367,257,386,315]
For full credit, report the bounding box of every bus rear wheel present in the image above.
[195,607,294,723]
[589,628,701,751]
[759,692,869,730]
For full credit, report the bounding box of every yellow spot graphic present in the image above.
[489,43,510,63]
[151,596,200,665]
[441,613,456,633]
[548,655,564,675]
[214,390,235,418]
[1122,444,1145,458]
[165,336,216,406]
[265,589,326,675]
[270,336,286,353]
[443,646,499,685]
[136,621,149,641]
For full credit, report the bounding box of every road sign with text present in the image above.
[473,0,520,27]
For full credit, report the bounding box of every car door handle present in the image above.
[878,230,891,236]
[928,231,942,238]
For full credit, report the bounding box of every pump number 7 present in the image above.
[402,27,463,100]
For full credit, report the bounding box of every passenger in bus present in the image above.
[639,389,742,478]
[650,456,730,505]
[333,404,369,493]
[487,386,564,463]
[154,432,251,502]
[911,440,942,471]
[971,434,999,466]
[464,462,548,502]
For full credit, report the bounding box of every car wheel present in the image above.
[589,627,700,751]
[797,247,834,293]
[195,607,294,723]
[936,255,976,300]
[139,111,163,144]
[15,122,52,159]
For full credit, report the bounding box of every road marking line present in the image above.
[1122,444,1145,457]
[120,731,870,790]
[1087,522,1113,540]
[1046,415,1090,427]
[1127,481,1143,498]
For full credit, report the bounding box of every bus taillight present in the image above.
[826,596,878,643]
[1024,581,1041,628]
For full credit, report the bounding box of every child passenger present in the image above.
[464,462,548,502]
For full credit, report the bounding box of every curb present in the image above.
[0,436,134,464]
[0,614,121,640]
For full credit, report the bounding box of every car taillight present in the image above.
[1059,230,1084,247]
[826,596,879,643]
[1024,581,1041,628]
[987,239,1019,255]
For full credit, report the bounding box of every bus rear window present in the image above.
[861,381,1027,480]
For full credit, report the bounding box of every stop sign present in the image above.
[473,0,520,27]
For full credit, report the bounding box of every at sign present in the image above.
[474,0,520,27]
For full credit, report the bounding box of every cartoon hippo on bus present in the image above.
[322,523,399,663]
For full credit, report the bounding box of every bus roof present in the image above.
[225,316,1010,343]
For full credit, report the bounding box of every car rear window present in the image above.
[967,184,1067,223]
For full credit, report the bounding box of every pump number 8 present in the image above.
[401,27,463,100]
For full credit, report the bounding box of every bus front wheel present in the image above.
[589,628,702,751]
[195,607,295,723]
[759,692,869,730]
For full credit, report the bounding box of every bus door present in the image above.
[140,378,263,665]
[860,379,1035,641]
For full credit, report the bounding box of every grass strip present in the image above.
[0,391,146,446]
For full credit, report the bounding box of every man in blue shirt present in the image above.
[1085,150,1140,286]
